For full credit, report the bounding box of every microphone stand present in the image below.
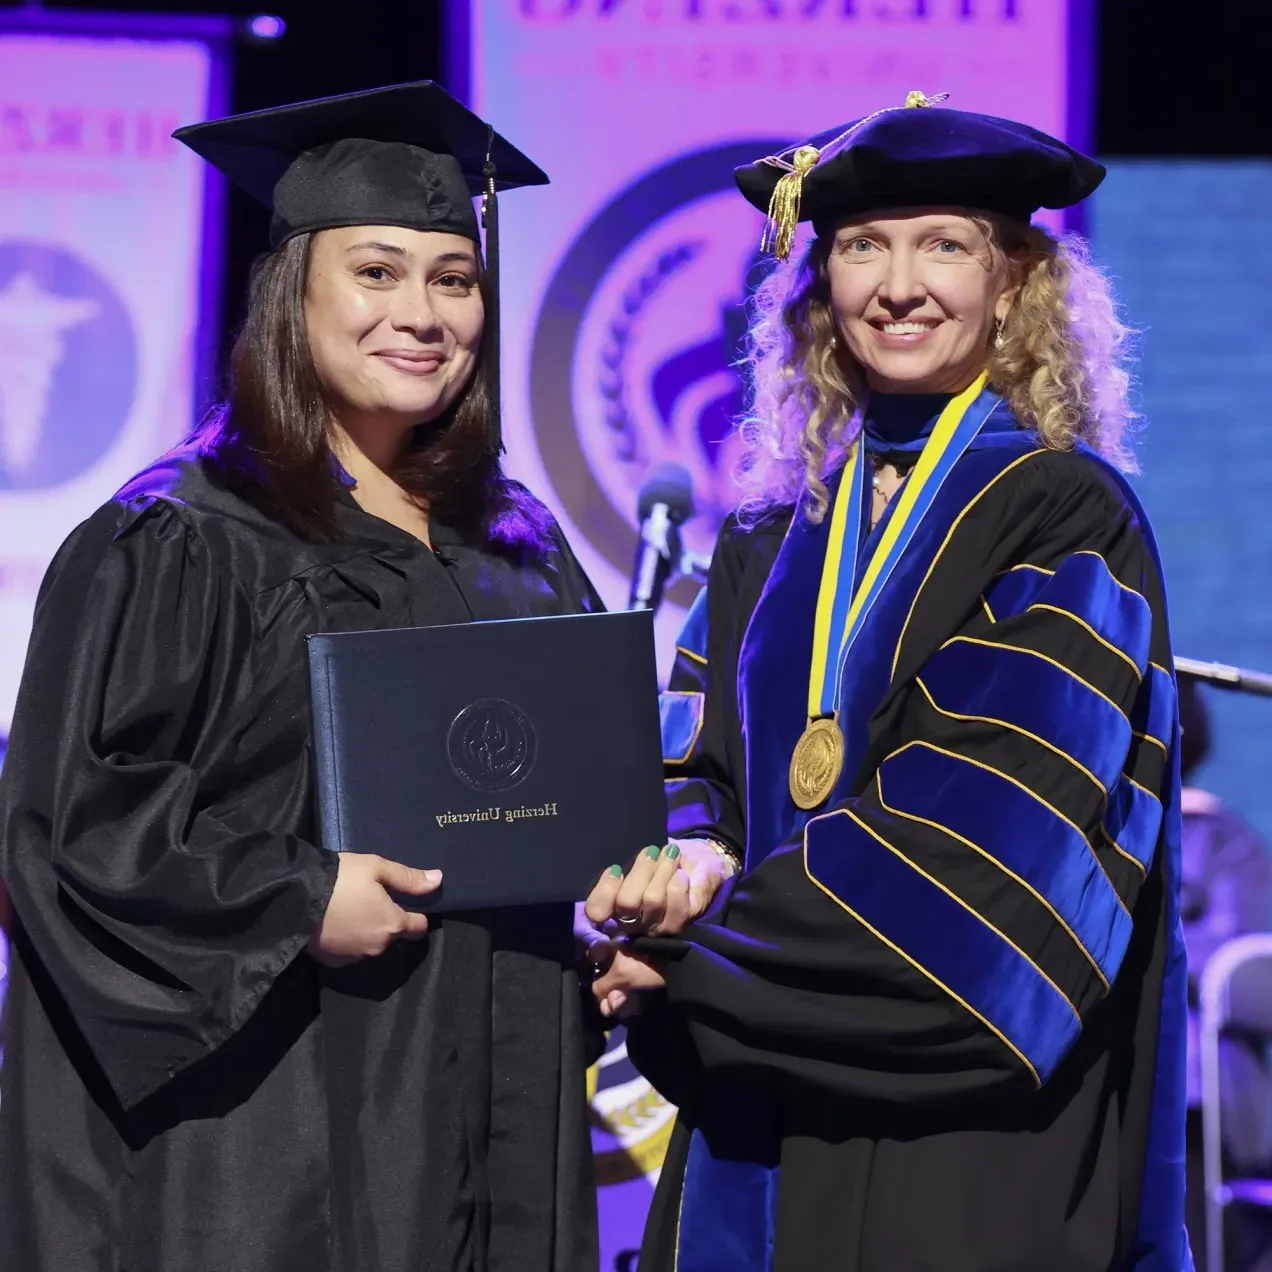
[1174,658,1272,699]
[677,550,712,584]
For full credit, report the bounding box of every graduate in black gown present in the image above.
[0,82,601,1272]
[587,96,1193,1270]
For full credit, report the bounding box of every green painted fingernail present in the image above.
[666,844,681,860]
[608,864,623,877]
[645,845,661,860]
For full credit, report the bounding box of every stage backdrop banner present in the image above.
[0,13,230,734]
[461,1,1089,1265]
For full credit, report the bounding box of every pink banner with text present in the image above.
[464,4,1086,1264]
[0,19,225,734]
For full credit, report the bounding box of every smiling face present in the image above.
[826,209,1015,394]
[303,226,484,434]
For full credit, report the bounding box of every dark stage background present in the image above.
[7,0,1265,381]
[1,6,1271,1266]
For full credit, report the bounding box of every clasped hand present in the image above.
[306,837,733,1001]
[308,853,442,967]
[579,837,733,1017]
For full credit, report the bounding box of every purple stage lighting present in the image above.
[246,14,285,40]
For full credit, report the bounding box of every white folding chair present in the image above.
[1200,933,1272,1272]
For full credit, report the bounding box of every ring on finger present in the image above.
[617,914,639,925]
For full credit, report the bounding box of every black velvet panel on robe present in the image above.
[0,445,601,1272]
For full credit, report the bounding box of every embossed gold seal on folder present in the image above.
[447,697,536,792]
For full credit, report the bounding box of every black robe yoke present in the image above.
[631,432,1192,1272]
[0,449,601,1272]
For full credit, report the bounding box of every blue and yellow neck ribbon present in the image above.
[807,372,997,720]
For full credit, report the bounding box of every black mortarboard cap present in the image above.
[735,92,1105,260]
[174,81,549,452]
[173,80,546,247]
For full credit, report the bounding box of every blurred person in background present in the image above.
[1179,673,1272,1272]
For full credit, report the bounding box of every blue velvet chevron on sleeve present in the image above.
[661,691,705,766]
[806,547,1174,1085]
[663,587,708,766]
[662,568,747,855]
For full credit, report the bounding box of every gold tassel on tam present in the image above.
[760,144,820,261]
[754,92,950,261]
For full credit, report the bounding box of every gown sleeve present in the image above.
[550,521,607,616]
[659,523,749,859]
[630,456,1177,1105]
[0,497,338,1110]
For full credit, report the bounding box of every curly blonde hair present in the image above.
[735,219,1138,523]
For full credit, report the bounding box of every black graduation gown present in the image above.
[0,447,601,1272]
[630,424,1192,1271]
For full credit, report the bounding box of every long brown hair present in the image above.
[200,232,551,552]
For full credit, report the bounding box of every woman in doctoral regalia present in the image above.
[0,82,601,1272]
[588,94,1192,1270]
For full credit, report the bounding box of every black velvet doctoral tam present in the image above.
[735,100,1105,235]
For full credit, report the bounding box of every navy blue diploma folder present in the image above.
[306,610,667,911]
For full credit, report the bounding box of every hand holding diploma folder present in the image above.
[306,610,667,916]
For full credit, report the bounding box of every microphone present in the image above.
[629,463,695,612]
[1174,657,1272,698]
[679,549,713,582]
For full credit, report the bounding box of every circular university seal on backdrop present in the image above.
[0,241,137,491]
[528,139,784,602]
[447,698,537,792]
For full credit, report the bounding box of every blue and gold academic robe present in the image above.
[631,403,1191,1272]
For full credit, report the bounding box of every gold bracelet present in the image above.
[703,838,742,876]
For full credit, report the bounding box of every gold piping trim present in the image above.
[1125,773,1163,807]
[876,770,1110,996]
[660,691,706,765]
[940,635,1131,726]
[1026,602,1144,682]
[994,553,1147,611]
[1137,662,1178,753]
[803,807,1043,1088]
[891,450,1045,681]
[885,739,1130,919]
[1100,825,1149,879]
[1070,550,1143,598]
[1131,729,1168,758]
[674,644,708,667]
[998,552,1142,594]
[915,678,1108,798]
[672,1157,685,1272]
[980,593,996,623]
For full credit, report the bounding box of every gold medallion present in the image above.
[788,717,845,810]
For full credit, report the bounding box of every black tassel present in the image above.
[481,127,502,456]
